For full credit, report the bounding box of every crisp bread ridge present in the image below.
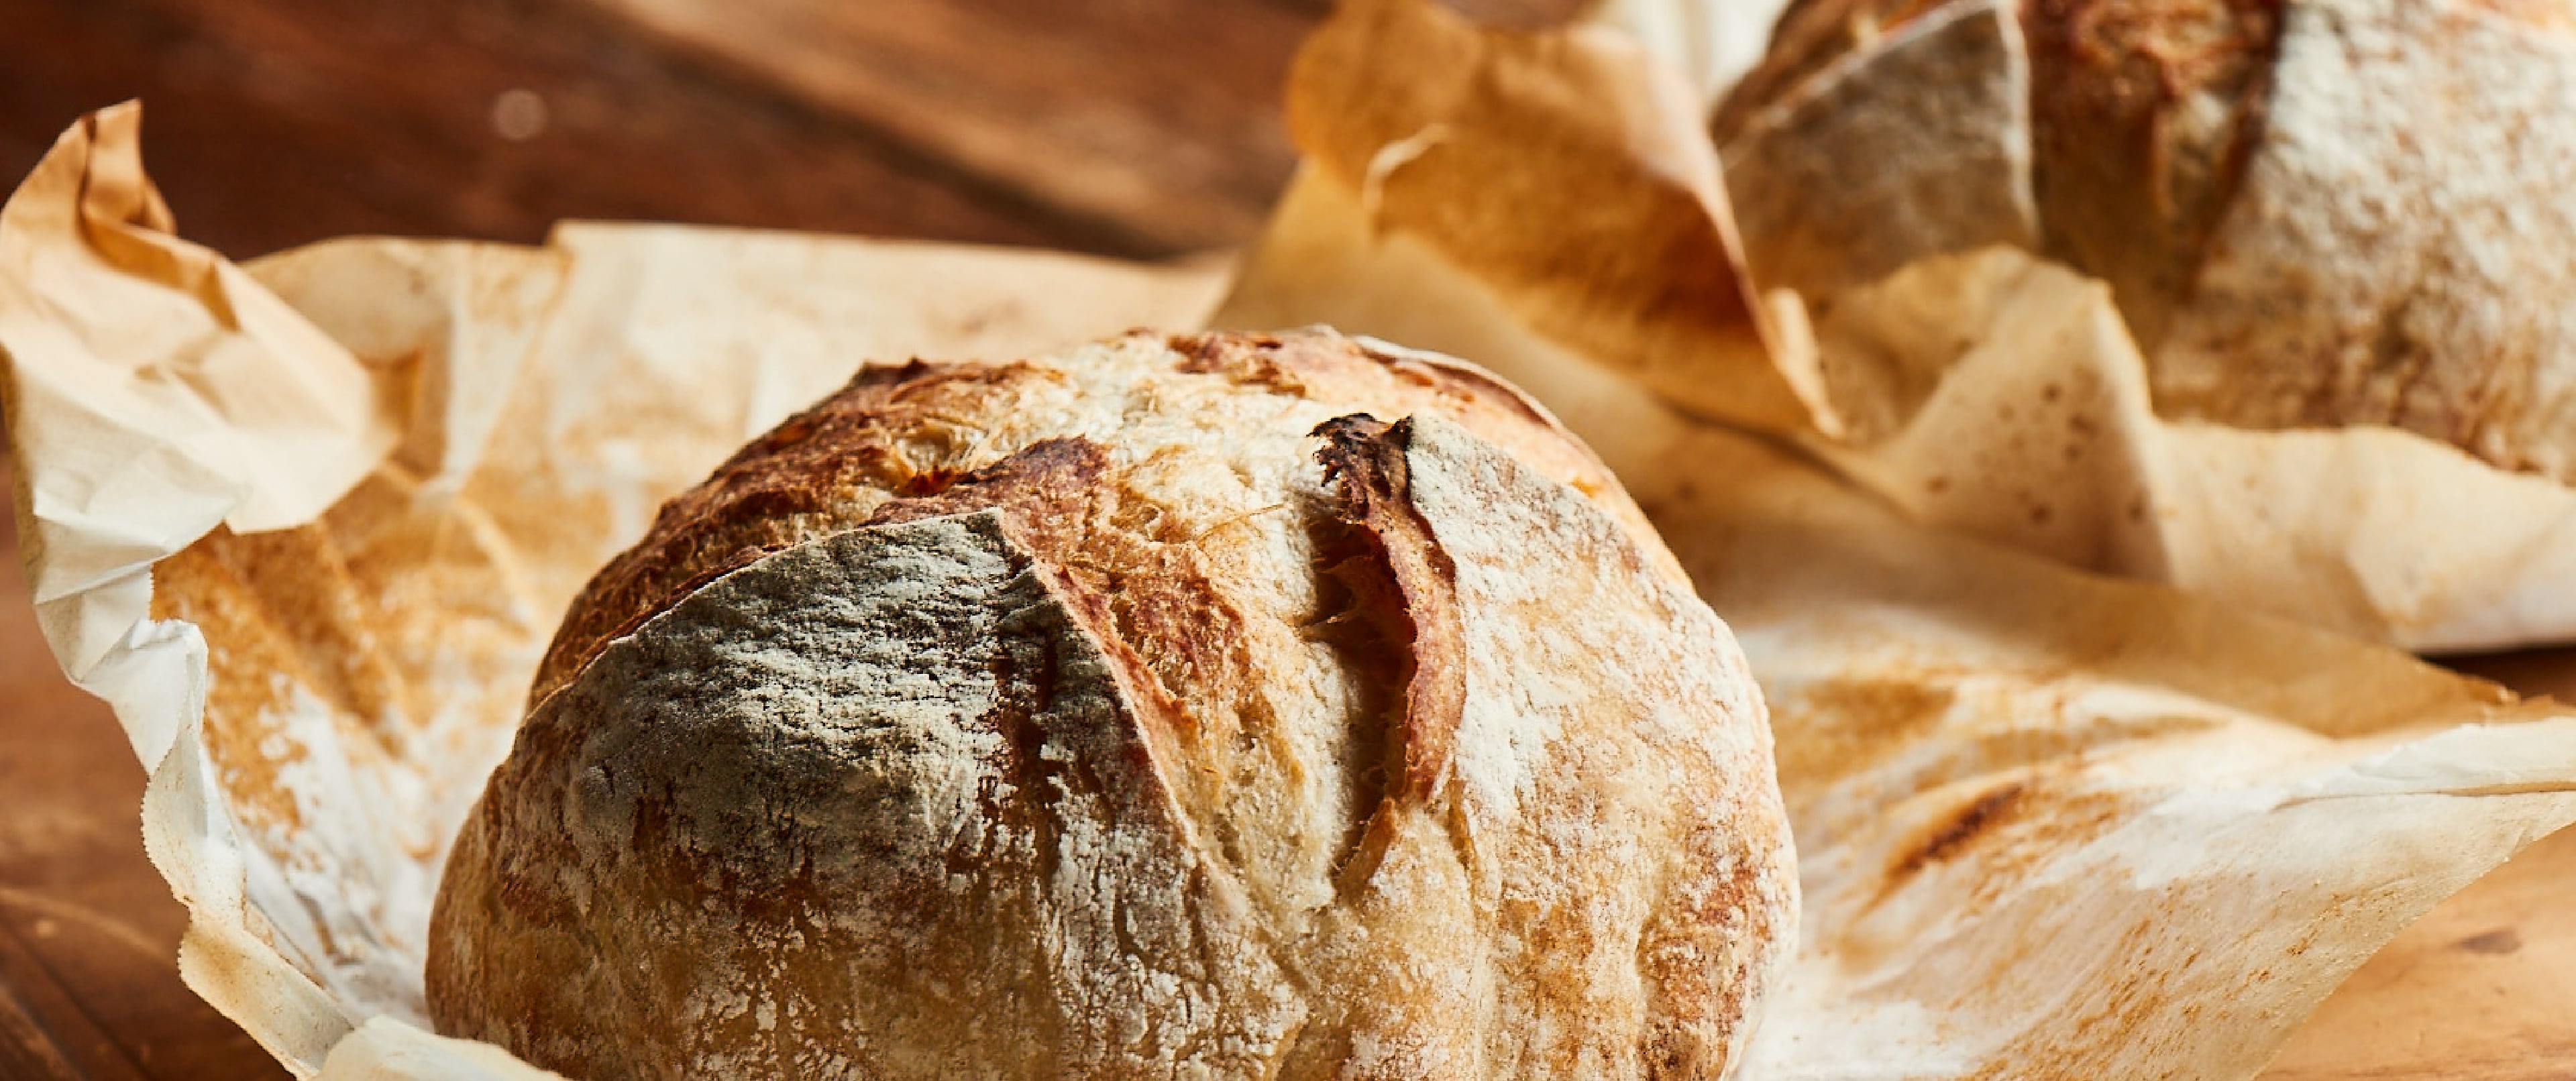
[429,329,1796,1080]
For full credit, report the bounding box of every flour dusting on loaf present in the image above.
[427,329,1796,1080]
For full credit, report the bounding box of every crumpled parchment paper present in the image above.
[1,103,1227,1079]
[1217,1,2576,1073]
[1219,158,2576,1079]
[1259,0,2576,653]
[5,80,2575,1081]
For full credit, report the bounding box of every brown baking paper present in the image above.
[1218,1,2576,1075]
[1221,158,2576,1081]
[1737,0,2576,652]
[1,104,1226,1079]
[1267,0,2576,653]
[7,86,2575,1081]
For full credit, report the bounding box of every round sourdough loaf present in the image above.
[1715,0,2576,481]
[427,329,1796,1080]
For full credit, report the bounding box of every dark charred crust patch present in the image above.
[1312,414,1466,806]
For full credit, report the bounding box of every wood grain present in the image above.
[578,0,1612,247]
[0,0,1310,261]
[577,0,1316,251]
[2265,826,2576,1080]
[2260,649,2576,1080]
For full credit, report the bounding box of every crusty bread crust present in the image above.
[1721,0,2576,481]
[432,330,1795,1080]
[531,331,1661,705]
[1712,0,1955,144]
[2147,0,2576,479]
[1717,0,2286,346]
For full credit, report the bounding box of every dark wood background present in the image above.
[0,0,1326,264]
[0,1,2569,1078]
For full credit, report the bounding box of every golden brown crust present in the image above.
[528,330,1664,874]
[435,511,1295,1080]
[538,330,1674,708]
[2139,0,2576,481]
[439,329,1796,1079]
[1721,0,2576,483]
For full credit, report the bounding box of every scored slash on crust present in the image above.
[1311,413,1468,894]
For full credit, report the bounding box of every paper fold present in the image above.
[0,103,400,748]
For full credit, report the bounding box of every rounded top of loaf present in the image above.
[528,327,1657,705]
[431,329,1798,1080]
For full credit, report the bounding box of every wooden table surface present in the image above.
[0,1,2569,1078]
